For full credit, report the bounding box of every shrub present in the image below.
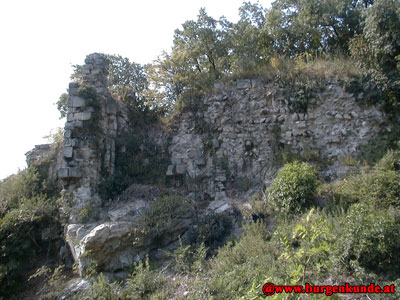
[0,164,62,298]
[319,150,400,212]
[189,222,278,300]
[138,195,194,237]
[87,273,122,300]
[186,212,233,252]
[123,258,166,300]
[267,161,318,214]
[337,203,400,277]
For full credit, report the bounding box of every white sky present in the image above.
[0,0,272,180]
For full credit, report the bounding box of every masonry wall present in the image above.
[167,79,389,201]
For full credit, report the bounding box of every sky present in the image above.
[0,0,272,180]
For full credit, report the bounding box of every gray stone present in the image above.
[212,139,219,148]
[195,157,206,166]
[166,165,175,176]
[335,113,343,119]
[69,82,79,89]
[74,112,91,121]
[67,112,73,122]
[70,96,86,108]
[106,101,117,114]
[63,146,73,158]
[350,111,359,118]
[171,157,182,165]
[64,130,72,138]
[176,164,187,175]
[69,167,82,178]
[58,168,69,178]
[237,79,251,89]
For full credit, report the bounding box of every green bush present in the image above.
[267,161,318,214]
[321,151,400,211]
[188,222,278,300]
[0,165,62,298]
[337,203,400,277]
[123,258,166,300]
[138,195,194,238]
[87,273,122,300]
[186,212,233,252]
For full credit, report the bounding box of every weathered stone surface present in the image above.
[166,165,175,176]
[74,112,91,121]
[69,167,82,178]
[63,146,73,158]
[237,79,251,89]
[69,96,86,108]
[176,164,187,175]
[58,168,69,178]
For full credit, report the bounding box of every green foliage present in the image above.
[350,0,400,111]
[164,238,208,274]
[56,92,68,119]
[87,273,122,300]
[138,195,194,238]
[267,161,318,214]
[0,165,43,211]
[0,164,62,298]
[358,129,399,164]
[0,197,61,298]
[189,222,278,300]
[337,203,400,277]
[123,258,166,300]
[275,209,334,285]
[186,212,233,252]
[99,133,169,201]
[29,265,69,300]
[321,151,400,211]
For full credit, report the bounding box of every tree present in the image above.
[351,0,400,109]
[266,0,366,56]
[228,2,273,74]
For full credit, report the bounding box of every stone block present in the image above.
[166,165,175,176]
[176,164,187,175]
[94,57,105,65]
[64,123,74,130]
[58,168,69,178]
[63,146,73,158]
[69,167,82,178]
[350,111,358,118]
[106,101,117,114]
[92,68,103,76]
[296,121,307,129]
[85,57,95,64]
[64,130,72,138]
[66,112,73,122]
[237,79,251,90]
[69,82,79,89]
[70,96,86,108]
[171,157,182,165]
[74,112,91,121]
[195,157,206,166]
[69,87,78,96]
[212,139,219,148]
